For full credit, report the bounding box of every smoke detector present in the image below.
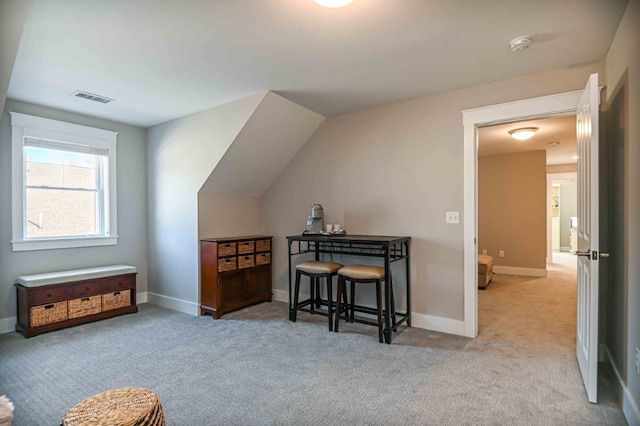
[510,36,532,52]
[548,141,560,147]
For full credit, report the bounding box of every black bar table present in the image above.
[287,234,411,344]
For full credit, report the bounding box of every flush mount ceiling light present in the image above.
[508,127,538,140]
[548,141,560,147]
[510,35,532,52]
[314,0,354,7]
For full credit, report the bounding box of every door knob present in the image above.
[600,253,610,258]
[575,250,591,257]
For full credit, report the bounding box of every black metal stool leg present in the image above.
[334,275,345,332]
[315,278,322,309]
[309,277,316,314]
[350,280,355,323]
[390,278,397,328]
[375,278,383,343]
[327,276,333,331]
[293,270,302,322]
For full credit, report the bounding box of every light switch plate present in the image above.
[446,211,460,224]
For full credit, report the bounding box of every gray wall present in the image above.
[0,99,148,320]
[604,0,640,419]
[0,0,30,114]
[146,93,264,308]
[262,60,603,323]
[557,179,577,249]
[147,91,323,311]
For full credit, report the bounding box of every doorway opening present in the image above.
[462,89,583,338]
[476,115,578,336]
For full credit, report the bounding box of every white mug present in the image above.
[333,224,342,231]
[325,224,333,232]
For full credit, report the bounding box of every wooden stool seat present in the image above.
[62,387,165,426]
[293,261,345,330]
[297,261,343,274]
[338,265,385,280]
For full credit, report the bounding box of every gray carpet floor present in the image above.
[0,257,627,425]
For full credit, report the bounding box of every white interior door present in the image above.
[576,73,600,403]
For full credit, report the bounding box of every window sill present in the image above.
[12,236,118,252]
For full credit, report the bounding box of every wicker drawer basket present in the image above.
[30,301,68,327]
[256,252,271,266]
[238,255,255,269]
[103,289,131,311]
[218,242,236,257]
[68,296,102,319]
[256,239,270,252]
[218,257,237,272]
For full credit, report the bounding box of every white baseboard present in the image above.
[146,292,199,316]
[411,312,466,336]
[272,289,288,303]
[137,291,148,304]
[493,266,548,277]
[272,289,466,337]
[604,345,640,426]
[0,316,17,334]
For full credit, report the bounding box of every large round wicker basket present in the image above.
[62,387,165,426]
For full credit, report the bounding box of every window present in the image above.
[11,112,118,251]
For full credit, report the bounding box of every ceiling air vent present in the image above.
[71,90,114,104]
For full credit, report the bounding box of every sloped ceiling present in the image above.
[7,0,628,127]
[199,91,325,196]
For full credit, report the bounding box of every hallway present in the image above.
[477,255,624,421]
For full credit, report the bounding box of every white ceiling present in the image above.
[478,115,578,165]
[7,0,628,128]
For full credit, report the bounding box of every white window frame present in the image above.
[10,112,119,251]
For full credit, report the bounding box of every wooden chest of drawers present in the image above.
[200,236,272,319]
[15,266,137,338]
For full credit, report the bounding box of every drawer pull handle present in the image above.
[44,304,54,309]
[245,256,250,260]
[85,287,90,291]
[46,293,52,297]
[225,244,230,247]
[82,297,90,302]
[225,259,231,263]
[114,291,121,296]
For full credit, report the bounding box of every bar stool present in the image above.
[334,265,396,343]
[293,260,344,330]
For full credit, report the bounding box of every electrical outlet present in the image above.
[445,211,460,224]
[482,250,487,256]
[499,250,505,257]
[635,347,640,375]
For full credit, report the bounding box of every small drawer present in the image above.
[68,295,102,319]
[218,257,237,272]
[238,240,255,254]
[103,289,131,311]
[256,252,271,266]
[256,239,271,252]
[71,280,103,298]
[105,275,135,292]
[31,287,68,305]
[238,255,255,269]
[218,242,236,257]
[30,301,67,327]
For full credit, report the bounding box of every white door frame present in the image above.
[461,90,583,338]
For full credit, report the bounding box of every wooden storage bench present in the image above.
[15,265,138,338]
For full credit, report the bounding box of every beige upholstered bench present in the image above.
[478,255,495,289]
